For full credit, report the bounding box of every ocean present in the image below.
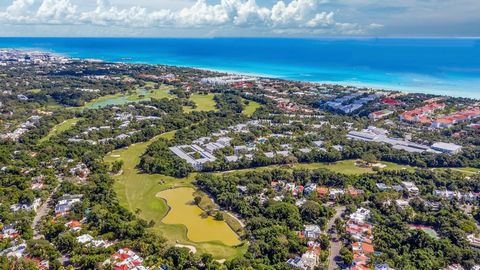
[1,37,479,99]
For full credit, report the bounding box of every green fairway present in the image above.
[183,94,217,112]
[243,100,261,116]
[221,160,415,175]
[104,131,246,259]
[28,89,42,93]
[81,84,174,110]
[39,118,82,143]
[434,167,480,175]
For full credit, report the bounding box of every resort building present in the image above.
[169,145,217,170]
[369,109,394,121]
[431,142,463,154]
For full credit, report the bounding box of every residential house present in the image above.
[303,225,322,239]
[401,182,419,197]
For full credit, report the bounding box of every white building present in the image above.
[431,142,463,154]
[402,181,419,196]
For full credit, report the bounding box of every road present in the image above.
[225,211,246,228]
[31,184,71,266]
[32,185,59,239]
[327,206,346,270]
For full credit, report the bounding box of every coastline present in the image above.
[1,37,480,99]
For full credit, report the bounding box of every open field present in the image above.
[39,118,81,143]
[243,100,261,116]
[183,94,217,112]
[157,187,241,246]
[104,131,246,259]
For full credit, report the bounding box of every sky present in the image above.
[0,0,479,37]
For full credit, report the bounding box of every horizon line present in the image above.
[0,36,480,39]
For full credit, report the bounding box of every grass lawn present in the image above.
[39,118,82,143]
[243,100,261,116]
[194,190,245,235]
[28,89,42,94]
[221,160,416,176]
[434,167,480,175]
[104,131,246,259]
[183,94,218,112]
[80,84,174,110]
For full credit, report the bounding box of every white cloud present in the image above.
[0,0,376,34]
[36,0,77,23]
[305,12,334,27]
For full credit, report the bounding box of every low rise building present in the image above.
[401,182,419,197]
[431,142,463,154]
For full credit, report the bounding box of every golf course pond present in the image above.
[157,187,241,246]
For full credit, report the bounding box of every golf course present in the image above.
[39,117,82,143]
[104,130,246,260]
[157,187,241,246]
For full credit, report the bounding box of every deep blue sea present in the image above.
[1,37,479,98]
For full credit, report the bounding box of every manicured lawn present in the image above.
[158,187,241,246]
[28,89,42,94]
[243,100,261,116]
[80,84,174,110]
[39,118,82,143]
[183,94,217,112]
[434,167,480,175]
[221,160,415,175]
[104,131,246,259]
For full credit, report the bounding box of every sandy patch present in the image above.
[175,244,197,254]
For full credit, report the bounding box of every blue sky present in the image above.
[0,0,479,37]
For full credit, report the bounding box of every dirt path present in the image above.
[327,206,346,270]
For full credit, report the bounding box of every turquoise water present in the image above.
[1,37,479,98]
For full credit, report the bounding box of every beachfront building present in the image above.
[431,107,480,128]
[400,102,445,124]
[200,75,256,85]
[369,109,394,121]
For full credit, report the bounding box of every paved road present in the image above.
[32,185,59,239]
[32,184,71,266]
[225,211,246,228]
[327,206,346,270]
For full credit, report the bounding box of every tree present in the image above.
[361,152,377,165]
[194,196,202,205]
[110,160,123,174]
[214,212,224,221]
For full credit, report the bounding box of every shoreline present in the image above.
[3,46,480,100]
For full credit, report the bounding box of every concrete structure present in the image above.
[431,142,463,154]
[169,145,217,170]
